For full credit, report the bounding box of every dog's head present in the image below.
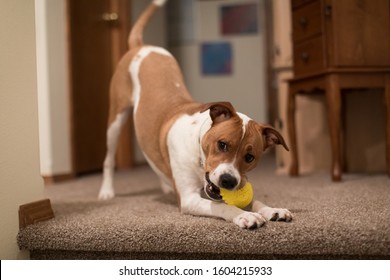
[200,102,289,201]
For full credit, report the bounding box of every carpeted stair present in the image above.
[17,155,390,259]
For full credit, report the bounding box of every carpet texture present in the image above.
[18,155,390,259]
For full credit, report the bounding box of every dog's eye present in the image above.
[218,141,228,152]
[245,153,255,163]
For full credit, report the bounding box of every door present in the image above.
[67,0,133,174]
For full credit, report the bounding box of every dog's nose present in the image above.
[219,174,238,190]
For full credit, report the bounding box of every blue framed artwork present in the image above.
[201,42,233,76]
[220,3,259,35]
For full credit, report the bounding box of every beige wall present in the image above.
[0,0,44,259]
[171,0,267,123]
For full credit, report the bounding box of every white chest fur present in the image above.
[167,111,212,195]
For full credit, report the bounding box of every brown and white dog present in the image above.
[98,0,292,229]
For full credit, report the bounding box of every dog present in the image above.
[98,0,292,229]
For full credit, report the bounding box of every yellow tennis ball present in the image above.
[220,181,253,209]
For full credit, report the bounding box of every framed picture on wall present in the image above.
[201,42,233,76]
[220,3,259,35]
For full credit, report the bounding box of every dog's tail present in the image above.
[128,0,167,49]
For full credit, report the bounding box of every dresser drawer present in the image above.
[293,36,325,76]
[292,0,322,42]
[292,0,313,9]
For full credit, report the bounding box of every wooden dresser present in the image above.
[287,0,390,181]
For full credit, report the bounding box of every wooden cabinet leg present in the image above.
[326,75,342,182]
[384,74,390,178]
[288,88,299,176]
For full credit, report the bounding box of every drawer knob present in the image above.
[299,17,308,27]
[301,52,309,62]
[325,4,332,17]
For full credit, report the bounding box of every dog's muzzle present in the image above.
[204,172,222,202]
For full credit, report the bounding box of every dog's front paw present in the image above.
[257,207,293,222]
[98,189,114,200]
[98,180,115,200]
[233,212,266,229]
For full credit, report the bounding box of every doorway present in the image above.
[66,0,133,175]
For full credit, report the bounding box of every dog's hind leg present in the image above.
[98,53,134,200]
[99,108,130,200]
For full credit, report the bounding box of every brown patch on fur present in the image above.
[235,121,264,179]
[134,52,204,187]
[106,48,146,124]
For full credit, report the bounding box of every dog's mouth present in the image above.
[204,172,223,202]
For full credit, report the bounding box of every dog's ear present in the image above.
[201,102,237,124]
[258,124,289,151]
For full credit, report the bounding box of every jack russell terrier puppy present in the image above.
[99,0,293,229]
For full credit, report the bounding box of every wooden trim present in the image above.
[43,173,75,185]
[264,0,277,124]
[19,199,54,229]
[64,0,77,176]
[385,74,390,177]
[291,68,390,83]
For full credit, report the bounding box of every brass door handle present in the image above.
[102,12,118,22]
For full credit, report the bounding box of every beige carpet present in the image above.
[18,155,390,259]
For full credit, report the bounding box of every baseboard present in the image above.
[43,173,74,185]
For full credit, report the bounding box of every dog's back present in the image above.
[107,0,169,124]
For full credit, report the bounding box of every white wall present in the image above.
[171,0,267,123]
[35,0,72,177]
[0,0,44,259]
